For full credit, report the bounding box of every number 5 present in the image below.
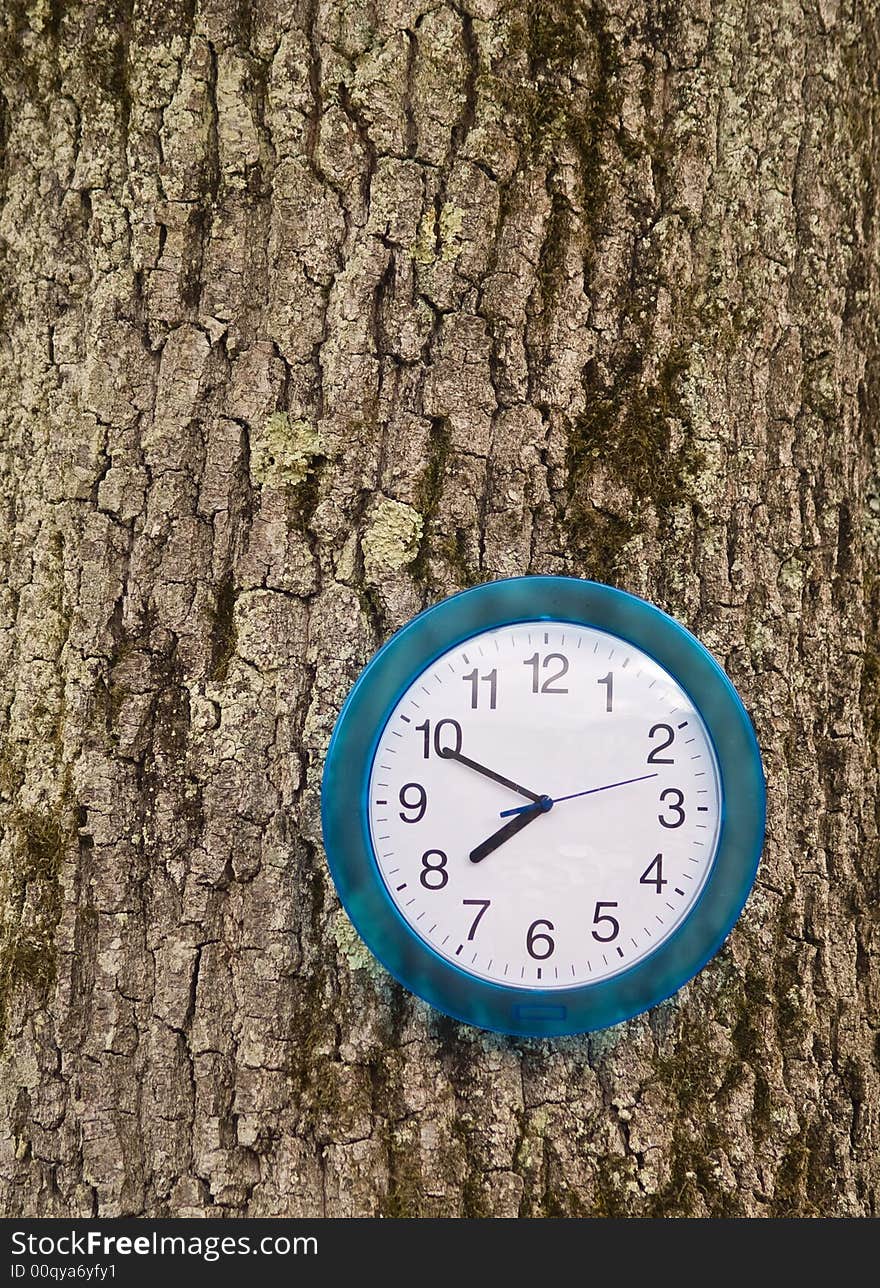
[591,901,619,942]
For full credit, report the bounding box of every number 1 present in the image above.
[597,672,613,712]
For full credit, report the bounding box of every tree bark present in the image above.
[0,0,878,1217]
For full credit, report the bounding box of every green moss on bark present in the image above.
[0,803,71,1047]
[412,420,479,590]
[565,349,704,580]
[858,635,880,744]
[493,2,622,308]
[209,571,237,682]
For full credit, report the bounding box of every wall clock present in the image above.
[321,577,765,1037]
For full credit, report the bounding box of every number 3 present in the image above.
[659,788,685,829]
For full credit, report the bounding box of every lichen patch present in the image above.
[412,203,465,265]
[250,413,321,488]
[331,908,385,980]
[362,499,424,579]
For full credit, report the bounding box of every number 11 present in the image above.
[463,668,497,709]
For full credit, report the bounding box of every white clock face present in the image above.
[368,621,722,990]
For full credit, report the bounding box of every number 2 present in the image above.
[647,723,675,764]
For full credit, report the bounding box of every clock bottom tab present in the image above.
[321,576,766,1036]
[511,1005,568,1024]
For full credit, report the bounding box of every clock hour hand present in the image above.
[439,747,542,803]
[470,795,553,864]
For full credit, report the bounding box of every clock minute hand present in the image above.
[499,773,659,817]
[469,796,553,864]
[440,747,542,803]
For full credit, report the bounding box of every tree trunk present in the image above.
[0,0,878,1218]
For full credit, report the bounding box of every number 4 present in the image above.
[640,853,667,892]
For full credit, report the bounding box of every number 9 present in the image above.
[399,782,427,823]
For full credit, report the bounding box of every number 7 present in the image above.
[463,899,491,940]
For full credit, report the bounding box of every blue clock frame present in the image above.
[321,576,765,1038]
